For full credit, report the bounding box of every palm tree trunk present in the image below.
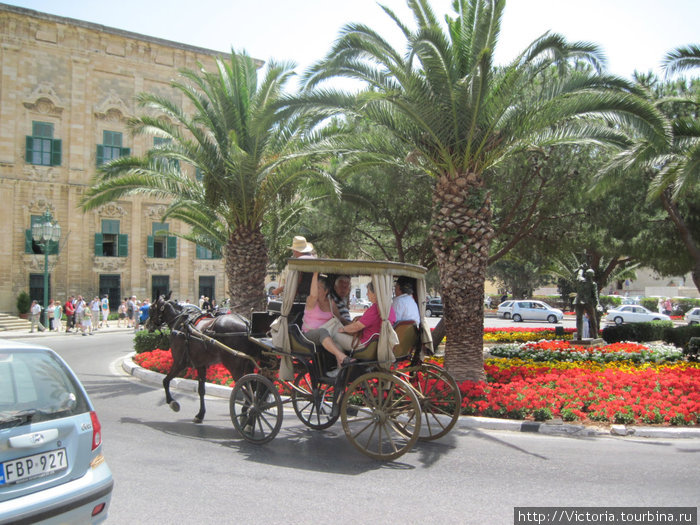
[225,226,268,315]
[431,174,493,382]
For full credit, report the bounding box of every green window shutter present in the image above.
[213,250,221,260]
[51,139,62,166]
[94,233,103,256]
[167,236,177,258]
[96,145,104,166]
[147,235,154,257]
[25,136,33,163]
[121,147,130,157]
[118,234,128,257]
[48,240,58,255]
[25,229,33,253]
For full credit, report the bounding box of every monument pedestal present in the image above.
[571,337,605,347]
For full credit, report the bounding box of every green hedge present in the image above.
[602,321,700,351]
[134,329,171,354]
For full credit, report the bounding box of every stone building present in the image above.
[0,3,235,313]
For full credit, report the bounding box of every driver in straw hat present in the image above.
[271,236,316,297]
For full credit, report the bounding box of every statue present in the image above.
[574,264,601,339]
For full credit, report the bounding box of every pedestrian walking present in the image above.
[54,301,63,332]
[90,297,101,331]
[64,296,75,332]
[117,299,126,327]
[47,299,56,331]
[29,300,45,332]
[101,295,110,328]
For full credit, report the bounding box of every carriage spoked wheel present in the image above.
[229,374,283,445]
[340,372,421,461]
[291,373,338,430]
[401,363,461,441]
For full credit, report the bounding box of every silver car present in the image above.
[0,340,113,524]
[510,300,564,324]
[604,305,671,325]
[685,307,700,325]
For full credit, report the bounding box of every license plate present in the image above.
[0,448,68,485]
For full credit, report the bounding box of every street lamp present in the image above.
[32,210,61,329]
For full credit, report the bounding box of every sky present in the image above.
[3,0,698,86]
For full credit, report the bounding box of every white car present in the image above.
[685,307,700,325]
[510,300,564,324]
[496,301,514,319]
[604,305,671,325]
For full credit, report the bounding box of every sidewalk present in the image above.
[0,324,138,339]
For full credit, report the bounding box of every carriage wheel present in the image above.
[404,363,461,441]
[229,374,283,445]
[291,373,338,430]
[341,372,421,461]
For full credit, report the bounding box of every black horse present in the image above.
[148,292,262,423]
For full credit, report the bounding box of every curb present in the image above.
[121,354,700,439]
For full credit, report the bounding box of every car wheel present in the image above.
[547,315,557,324]
[504,313,511,320]
[653,317,660,321]
[512,314,522,322]
[614,316,624,326]
[425,309,432,318]
[690,321,698,326]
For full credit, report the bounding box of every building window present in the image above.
[95,219,128,257]
[196,244,221,260]
[97,131,130,166]
[25,215,59,254]
[151,275,170,300]
[199,276,215,302]
[148,222,176,259]
[25,121,61,166]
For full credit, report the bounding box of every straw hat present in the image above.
[289,235,314,253]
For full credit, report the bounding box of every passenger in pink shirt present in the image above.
[313,282,395,376]
[301,273,347,370]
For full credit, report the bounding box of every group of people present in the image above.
[279,235,422,377]
[117,296,150,330]
[658,297,674,316]
[28,294,150,334]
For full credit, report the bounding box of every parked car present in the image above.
[0,340,113,524]
[355,298,372,309]
[496,300,514,319]
[604,305,671,325]
[685,307,700,325]
[425,298,443,317]
[507,300,563,323]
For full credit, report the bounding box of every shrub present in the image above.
[533,407,552,421]
[601,321,673,344]
[663,325,700,351]
[134,329,171,354]
[16,291,31,314]
[686,337,700,362]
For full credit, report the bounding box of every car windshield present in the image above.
[0,350,90,429]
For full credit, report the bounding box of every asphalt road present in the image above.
[5,330,698,524]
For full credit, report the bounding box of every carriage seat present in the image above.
[351,321,419,361]
[288,324,316,356]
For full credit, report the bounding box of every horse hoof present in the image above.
[193,417,203,424]
[169,401,181,412]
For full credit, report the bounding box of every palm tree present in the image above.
[82,51,311,314]
[292,0,666,381]
[663,44,700,76]
[597,57,700,293]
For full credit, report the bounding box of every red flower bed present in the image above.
[133,349,235,386]
[458,361,700,425]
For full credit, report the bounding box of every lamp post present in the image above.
[32,210,61,329]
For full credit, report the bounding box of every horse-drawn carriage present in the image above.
[149,258,460,461]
